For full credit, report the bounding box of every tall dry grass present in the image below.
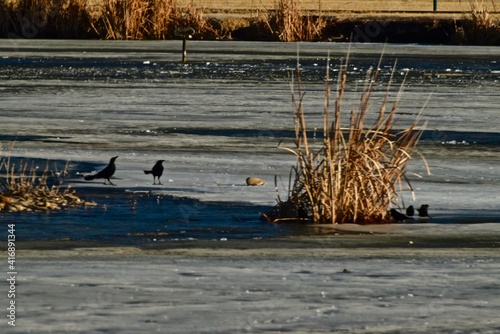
[93,0,151,39]
[90,0,325,41]
[264,54,429,224]
[1,0,326,41]
[256,0,326,41]
[150,0,177,39]
[1,0,218,39]
[455,0,500,45]
[86,0,219,40]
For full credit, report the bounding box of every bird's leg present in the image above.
[106,179,116,186]
[158,177,162,185]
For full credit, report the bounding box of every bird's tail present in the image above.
[84,174,95,181]
[143,170,152,175]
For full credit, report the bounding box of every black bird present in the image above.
[84,156,118,185]
[144,160,164,185]
[297,204,309,219]
[390,209,414,222]
[417,204,431,218]
[406,205,415,217]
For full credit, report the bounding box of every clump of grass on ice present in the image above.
[264,53,429,224]
[0,145,96,212]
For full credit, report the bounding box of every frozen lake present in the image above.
[11,246,500,334]
[1,40,500,243]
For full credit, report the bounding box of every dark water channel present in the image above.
[0,157,306,244]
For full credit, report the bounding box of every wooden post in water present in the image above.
[182,38,187,63]
[175,27,195,64]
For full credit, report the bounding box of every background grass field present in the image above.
[180,0,499,17]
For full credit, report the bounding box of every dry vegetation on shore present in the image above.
[0,0,499,44]
[454,0,500,44]
[1,0,324,41]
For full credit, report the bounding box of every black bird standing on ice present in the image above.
[144,160,164,185]
[406,205,415,217]
[84,156,118,185]
[417,204,431,218]
[390,209,414,222]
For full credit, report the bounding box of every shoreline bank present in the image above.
[1,16,498,45]
[1,0,499,45]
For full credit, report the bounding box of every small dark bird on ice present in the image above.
[84,156,118,185]
[417,204,431,218]
[390,209,414,222]
[144,160,164,185]
[406,205,415,217]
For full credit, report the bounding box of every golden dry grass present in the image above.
[1,0,499,41]
[263,54,429,225]
[454,0,500,43]
[0,145,95,212]
[255,0,326,41]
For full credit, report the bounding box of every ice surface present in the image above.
[1,40,500,242]
[1,41,500,333]
[1,41,500,222]
[9,245,500,334]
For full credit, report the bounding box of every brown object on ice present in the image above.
[246,177,266,186]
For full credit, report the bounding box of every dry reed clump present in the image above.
[263,55,429,225]
[149,0,177,40]
[0,0,219,40]
[455,0,500,45]
[92,0,151,39]
[254,0,326,42]
[0,151,96,213]
[90,0,219,40]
